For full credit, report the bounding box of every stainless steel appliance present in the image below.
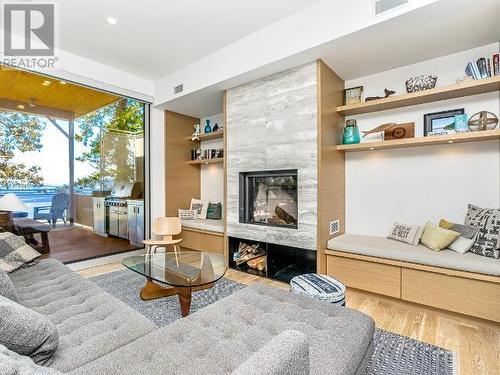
[105,182,142,240]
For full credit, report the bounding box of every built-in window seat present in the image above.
[181,219,224,233]
[326,233,500,323]
[180,219,224,254]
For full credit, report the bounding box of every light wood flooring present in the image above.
[80,263,500,375]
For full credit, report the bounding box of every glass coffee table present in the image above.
[122,251,227,316]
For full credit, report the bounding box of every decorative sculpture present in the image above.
[405,75,437,93]
[362,122,415,140]
[365,89,396,101]
[191,124,201,141]
[467,111,498,132]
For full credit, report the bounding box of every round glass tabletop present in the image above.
[122,251,227,288]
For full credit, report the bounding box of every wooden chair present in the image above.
[143,217,182,258]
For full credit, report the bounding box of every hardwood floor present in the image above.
[79,263,500,375]
[41,226,138,263]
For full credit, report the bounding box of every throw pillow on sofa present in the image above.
[206,202,222,220]
[0,295,59,366]
[178,209,197,220]
[465,204,500,259]
[439,219,478,254]
[0,233,41,273]
[190,198,208,219]
[387,222,423,245]
[420,222,460,252]
[0,269,19,302]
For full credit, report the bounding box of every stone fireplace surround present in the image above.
[226,62,318,252]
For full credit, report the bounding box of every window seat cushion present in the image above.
[181,219,224,234]
[327,234,500,277]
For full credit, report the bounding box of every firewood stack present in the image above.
[235,242,266,272]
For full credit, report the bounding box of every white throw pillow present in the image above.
[189,198,208,219]
[387,222,424,246]
[178,209,197,220]
[447,236,475,254]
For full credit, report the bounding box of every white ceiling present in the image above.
[56,0,316,79]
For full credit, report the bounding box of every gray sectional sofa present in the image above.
[5,258,375,375]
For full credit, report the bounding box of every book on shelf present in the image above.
[476,58,489,79]
[487,58,492,78]
[465,62,478,79]
[465,54,499,79]
[493,54,499,76]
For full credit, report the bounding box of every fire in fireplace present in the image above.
[239,169,298,228]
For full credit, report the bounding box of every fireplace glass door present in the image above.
[239,170,298,228]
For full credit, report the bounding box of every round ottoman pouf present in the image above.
[290,273,346,306]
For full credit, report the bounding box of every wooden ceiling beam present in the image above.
[0,97,73,120]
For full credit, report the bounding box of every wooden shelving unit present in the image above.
[186,157,224,165]
[187,130,224,141]
[334,129,500,152]
[337,76,500,116]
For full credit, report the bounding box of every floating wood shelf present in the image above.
[334,129,500,152]
[337,76,500,116]
[187,130,224,141]
[186,157,224,165]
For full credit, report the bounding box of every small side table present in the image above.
[290,273,346,306]
[13,218,51,254]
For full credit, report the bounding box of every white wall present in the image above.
[149,107,165,220]
[344,44,500,236]
[200,113,224,205]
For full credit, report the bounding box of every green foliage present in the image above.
[0,111,45,188]
[75,98,144,189]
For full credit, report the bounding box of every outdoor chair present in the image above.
[33,192,70,228]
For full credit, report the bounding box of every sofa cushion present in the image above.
[0,269,19,301]
[8,259,157,373]
[0,344,63,375]
[420,222,460,251]
[181,218,224,233]
[327,234,500,276]
[0,295,59,366]
[231,330,309,375]
[70,284,374,375]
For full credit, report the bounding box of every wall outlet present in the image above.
[329,219,340,236]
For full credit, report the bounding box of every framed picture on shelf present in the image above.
[424,108,465,136]
[344,86,363,105]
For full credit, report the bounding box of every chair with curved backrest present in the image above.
[143,217,183,257]
[33,192,70,228]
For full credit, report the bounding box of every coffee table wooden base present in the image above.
[140,278,214,317]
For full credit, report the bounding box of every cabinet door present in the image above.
[127,204,137,244]
[135,204,144,244]
[93,200,105,234]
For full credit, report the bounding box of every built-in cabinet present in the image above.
[92,197,107,236]
[127,199,144,246]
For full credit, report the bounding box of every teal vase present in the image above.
[204,119,212,133]
[342,120,360,145]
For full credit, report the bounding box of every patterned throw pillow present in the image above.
[387,222,423,245]
[206,202,222,220]
[465,204,500,259]
[178,209,197,220]
[420,222,460,252]
[0,233,41,273]
[189,198,208,219]
[439,219,479,254]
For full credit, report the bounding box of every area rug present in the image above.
[90,269,455,375]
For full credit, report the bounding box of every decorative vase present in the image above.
[213,123,219,132]
[204,119,212,133]
[342,120,360,145]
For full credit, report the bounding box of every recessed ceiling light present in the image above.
[17,104,25,109]
[447,140,453,144]
[106,16,117,25]
[42,80,51,86]
[59,80,66,85]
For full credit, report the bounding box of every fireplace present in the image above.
[239,169,298,228]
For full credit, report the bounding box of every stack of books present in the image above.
[465,54,499,80]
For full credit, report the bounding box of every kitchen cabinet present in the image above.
[92,197,107,236]
[127,200,144,246]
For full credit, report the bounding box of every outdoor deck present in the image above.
[41,226,139,263]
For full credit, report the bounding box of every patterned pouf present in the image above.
[290,273,346,306]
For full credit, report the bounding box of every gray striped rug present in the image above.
[90,269,455,375]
